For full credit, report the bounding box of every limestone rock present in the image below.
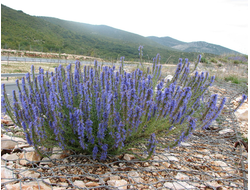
[2,153,19,161]
[5,181,51,190]
[85,182,99,187]
[1,166,15,183]
[163,154,179,162]
[40,157,52,166]
[1,139,18,150]
[164,75,173,82]
[236,109,248,121]
[163,182,196,190]
[123,154,135,161]
[128,171,144,183]
[233,96,248,121]
[107,179,128,189]
[210,160,233,173]
[175,172,190,180]
[50,147,70,160]
[13,144,32,152]
[73,180,86,188]
[1,135,27,150]
[180,142,191,147]
[19,151,42,165]
[219,128,234,135]
[18,170,40,178]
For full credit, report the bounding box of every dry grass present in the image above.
[198,61,248,84]
[1,59,248,86]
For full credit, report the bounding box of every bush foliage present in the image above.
[2,46,246,161]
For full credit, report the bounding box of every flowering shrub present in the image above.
[1,46,246,161]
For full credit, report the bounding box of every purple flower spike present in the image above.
[100,144,108,160]
[234,94,247,112]
[92,145,98,160]
[147,133,158,153]
[198,55,202,63]
[138,45,143,56]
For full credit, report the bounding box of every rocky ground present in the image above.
[1,57,248,189]
[1,80,248,190]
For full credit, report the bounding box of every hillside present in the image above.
[147,37,240,55]
[1,4,225,63]
[40,17,175,50]
[147,36,186,47]
[171,41,240,55]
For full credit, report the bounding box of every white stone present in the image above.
[206,181,222,188]
[164,154,179,162]
[85,182,99,187]
[107,179,128,189]
[236,109,248,121]
[1,139,18,150]
[5,181,52,190]
[43,178,51,184]
[123,154,134,161]
[2,153,19,161]
[18,170,40,178]
[210,160,234,175]
[19,151,42,165]
[1,135,27,150]
[1,166,15,183]
[164,182,196,189]
[180,142,191,146]
[219,128,234,134]
[13,144,32,152]
[50,147,70,159]
[73,180,86,188]
[175,172,190,180]
[40,157,52,165]
[128,171,144,183]
[165,75,173,82]
[23,147,36,152]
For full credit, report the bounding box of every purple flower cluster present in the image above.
[138,45,143,56]
[2,47,240,161]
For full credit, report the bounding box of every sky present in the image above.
[1,0,249,54]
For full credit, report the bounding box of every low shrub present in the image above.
[233,60,240,64]
[1,46,246,161]
[200,57,208,64]
[218,58,228,63]
[224,75,247,85]
[210,58,217,63]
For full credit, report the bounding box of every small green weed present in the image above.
[210,58,217,63]
[233,60,241,64]
[200,57,209,64]
[218,58,228,63]
[13,69,25,73]
[224,75,247,84]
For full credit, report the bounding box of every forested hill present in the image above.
[147,36,241,55]
[1,4,227,63]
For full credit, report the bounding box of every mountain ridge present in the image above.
[147,36,241,55]
[1,4,242,64]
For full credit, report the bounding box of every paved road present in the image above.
[1,81,19,105]
[1,56,139,67]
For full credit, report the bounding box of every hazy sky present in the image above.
[1,0,248,54]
